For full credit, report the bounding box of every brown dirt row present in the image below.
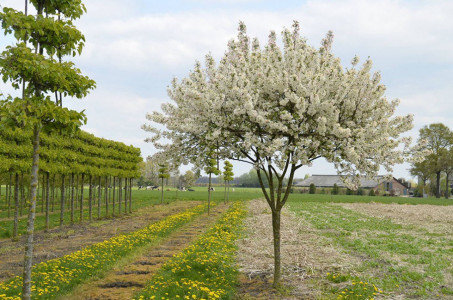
[62,203,229,300]
[0,201,199,281]
[235,199,358,300]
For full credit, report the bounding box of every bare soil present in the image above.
[62,203,229,300]
[235,199,358,300]
[337,202,453,236]
[0,201,199,281]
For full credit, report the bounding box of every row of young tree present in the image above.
[0,1,136,298]
[411,123,453,198]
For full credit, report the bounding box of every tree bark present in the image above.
[161,177,164,204]
[271,209,281,287]
[129,178,132,213]
[118,177,122,215]
[22,124,40,300]
[8,173,12,218]
[436,171,441,198]
[124,178,127,213]
[41,174,44,213]
[207,173,212,215]
[98,176,101,219]
[105,176,108,217]
[89,175,93,222]
[112,177,116,217]
[13,173,19,240]
[60,174,65,228]
[45,172,49,231]
[70,174,74,225]
[446,173,450,199]
[80,174,84,223]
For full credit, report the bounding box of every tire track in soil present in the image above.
[63,203,229,300]
[0,201,199,281]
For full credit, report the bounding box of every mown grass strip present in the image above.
[0,203,213,300]
[134,201,247,300]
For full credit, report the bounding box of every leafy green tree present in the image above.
[417,123,453,198]
[223,161,234,203]
[183,170,196,188]
[158,164,170,203]
[309,183,316,194]
[205,150,220,214]
[369,189,376,196]
[0,1,95,298]
[332,183,339,195]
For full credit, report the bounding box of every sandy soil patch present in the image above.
[0,201,199,281]
[235,199,358,299]
[337,202,453,236]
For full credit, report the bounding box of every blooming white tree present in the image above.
[143,21,414,287]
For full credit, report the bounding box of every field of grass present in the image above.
[288,200,453,298]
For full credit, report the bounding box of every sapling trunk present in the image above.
[51,175,55,212]
[45,172,49,231]
[80,174,84,223]
[13,173,19,240]
[436,171,441,198]
[89,175,93,222]
[124,177,127,213]
[161,177,164,204]
[20,174,25,216]
[207,173,212,215]
[224,180,227,204]
[41,174,44,213]
[118,177,122,215]
[112,177,116,217]
[70,174,74,225]
[129,178,132,213]
[60,174,65,228]
[446,173,450,199]
[105,176,108,217]
[22,124,40,300]
[98,176,101,219]
[8,173,12,218]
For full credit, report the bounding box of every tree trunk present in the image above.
[45,172,49,231]
[89,175,93,222]
[13,173,19,240]
[446,173,450,199]
[8,173,12,218]
[224,180,227,204]
[41,174,44,213]
[51,175,55,212]
[112,177,116,217]
[22,124,40,300]
[60,174,65,228]
[161,178,164,204]
[436,171,441,198]
[20,174,25,216]
[227,181,230,202]
[80,174,84,223]
[271,209,282,287]
[98,176,101,219]
[129,178,132,213]
[70,174,74,225]
[105,176,108,217]
[118,177,122,215]
[207,173,212,215]
[124,178,127,213]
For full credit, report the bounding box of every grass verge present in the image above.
[133,201,247,300]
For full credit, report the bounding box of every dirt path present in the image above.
[235,199,358,300]
[62,203,229,300]
[0,201,199,281]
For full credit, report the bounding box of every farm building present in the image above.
[294,175,410,196]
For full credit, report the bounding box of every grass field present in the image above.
[1,186,452,299]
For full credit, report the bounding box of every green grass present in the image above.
[0,187,261,239]
[287,193,453,205]
[288,200,453,298]
[134,202,247,300]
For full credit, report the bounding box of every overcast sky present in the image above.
[1,0,452,179]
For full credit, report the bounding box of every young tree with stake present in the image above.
[205,150,220,214]
[144,21,418,287]
[158,164,169,204]
[223,161,234,203]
